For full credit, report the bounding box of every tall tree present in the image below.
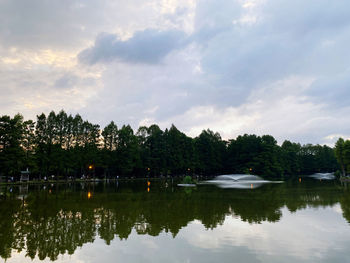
[35,113,49,178]
[335,138,346,176]
[101,121,118,177]
[195,129,226,175]
[281,140,301,175]
[102,121,118,151]
[0,114,25,179]
[23,119,36,172]
[116,125,140,175]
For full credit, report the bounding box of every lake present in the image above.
[1,177,350,263]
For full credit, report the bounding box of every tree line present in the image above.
[334,138,350,176]
[0,110,340,180]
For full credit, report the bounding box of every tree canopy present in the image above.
[0,110,340,179]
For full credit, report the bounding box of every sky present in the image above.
[0,0,350,145]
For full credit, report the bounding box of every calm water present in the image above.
[1,178,350,263]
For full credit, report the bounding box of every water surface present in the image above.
[1,178,350,262]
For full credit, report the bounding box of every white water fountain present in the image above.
[202,174,282,189]
[309,173,335,180]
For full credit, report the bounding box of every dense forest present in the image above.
[0,110,342,180]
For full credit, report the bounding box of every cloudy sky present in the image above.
[0,0,349,145]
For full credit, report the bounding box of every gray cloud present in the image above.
[52,72,98,90]
[53,73,79,89]
[0,0,100,49]
[79,29,188,64]
[0,0,173,50]
[190,0,350,108]
[307,72,350,108]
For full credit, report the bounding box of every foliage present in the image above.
[0,110,340,179]
[335,138,350,176]
[183,176,193,184]
[0,114,25,179]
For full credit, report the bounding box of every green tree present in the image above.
[195,129,226,175]
[23,119,36,172]
[101,121,118,177]
[335,138,346,176]
[117,125,141,175]
[281,140,301,175]
[343,140,350,175]
[35,113,49,178]
[164,125,194,175]
[0,114,26,179]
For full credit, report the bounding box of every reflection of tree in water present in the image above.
[227,186,283,224]
[0,179,349,261]
[0,198,21,259]
[9,192,98,261]
[340,181,350,223]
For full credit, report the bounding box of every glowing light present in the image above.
[88,165,93,170]
[299,178,302,183]
[147,187,150,192]
[147,167,150,171]
[147,181,151,186]
[88,192,92,199]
